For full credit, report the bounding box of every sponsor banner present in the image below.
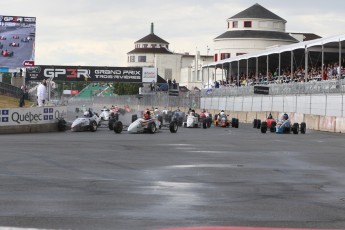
[0,16,36,23]
[142,67,157,83]
[0,106,66,126]
[254,86,269,95]
[25,65,144,83]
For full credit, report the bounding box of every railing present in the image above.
[0,82,22,98]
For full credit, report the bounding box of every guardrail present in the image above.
[0,82,22,98]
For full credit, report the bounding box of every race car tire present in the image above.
[253,119,258,128]
[90,120,97,132]
[202,119,207,129]
[113,121,123,134]
[257,119,261,129]
[132,114,137,123]
[261,121,267,133]
[207,117,212,128]
[108,118,116,130]
[169,121,178,133]
[300,122,306,134]
[234,118,239,128]
[57,118,67,132]
[148,122,156,134]
[292,123,299,134]
[270,121,277,133]
[158,115,163,124]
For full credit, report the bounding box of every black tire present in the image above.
[57,119,66,132]
[207,118,212,128]
[90,120,97,132]
[169,121,178,133]
[300,122,306,134]
[108,118,115,130]
[253,119,257,128]
[113,121,123,134]
[235,118,239,128]
[270,121,276,132]
[148,122,156,134]
[292,123,299,134]
[202,119,207,129]
[261,121,267,133]
[132,114,137,123]
[257,119,261,129]
[157,115,163,123]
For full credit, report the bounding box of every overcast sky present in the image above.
[2,0,345,67]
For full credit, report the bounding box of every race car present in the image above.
[0,36,6,40]
[12,35,20,39]
[1,50,14,57]
[71,110,101,132]
[214,111,239,128]
[9,42,20,47]
[255,113,276,133]
[99,107,111,121]
[160,109,185,127]
[112,112,178,134]
[183,111,209,129]
[21,37,30,42]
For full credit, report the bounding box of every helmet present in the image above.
[220,111,225,116]
[84,111,90,117]
[267,113,272,119]
[283,113,289,120]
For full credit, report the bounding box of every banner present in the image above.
[254,86,269,95]
[0,106,66,126]
[25,65,157,83]
[0,15,36,68]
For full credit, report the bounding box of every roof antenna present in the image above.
[151,22,154,34]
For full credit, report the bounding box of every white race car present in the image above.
[71,111,101,132]
[112,114,178,134]
[99,108,111,121]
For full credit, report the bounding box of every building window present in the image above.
[244,21,252,28]
[138,56,146,62]
[135,44,140,48]
[221,53,230,60]
[151,44,157,48]
[214,53,218,61]
[129,56,135,62]
[232,21,238,28]
[142,44,148,48]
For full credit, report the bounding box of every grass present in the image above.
[0,95,32,108]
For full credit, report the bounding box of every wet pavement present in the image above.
[0,124,345,230]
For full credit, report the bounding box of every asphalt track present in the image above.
[0,123,345,230]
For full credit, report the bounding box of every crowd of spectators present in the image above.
[212,61,345,88]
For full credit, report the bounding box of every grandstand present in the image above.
[76,83,115,98]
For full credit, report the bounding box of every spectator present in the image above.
[37,79,47,107]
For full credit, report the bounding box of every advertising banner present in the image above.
[254,86,270,95]
[0,106,66,126]
[0,15,36,68]
[25,65,157,83]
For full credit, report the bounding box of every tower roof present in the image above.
[229,3,286,23]
[135,33,169,44]
[215,30,298,42]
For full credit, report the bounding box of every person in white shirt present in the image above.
[37,79,47,107]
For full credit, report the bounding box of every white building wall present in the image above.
[227,19,285,32]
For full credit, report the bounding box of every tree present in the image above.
[113,83,141,95]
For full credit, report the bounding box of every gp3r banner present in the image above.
[25,65,157,83]
[0,106,66,126]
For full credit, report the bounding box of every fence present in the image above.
[0,82,22,98]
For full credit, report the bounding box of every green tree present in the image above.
[113,83,141,95]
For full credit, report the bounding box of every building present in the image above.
[127,23,213,90]
[214,3,298,62]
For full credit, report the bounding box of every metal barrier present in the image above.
[0,82,22,98]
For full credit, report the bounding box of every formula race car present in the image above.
[254,113,276,133]
[71,110,101,132]
[112,112,178,134]
[21,37,31,43]
[12,35,20,39]
[161,109,186,127]
[183,111,212,129]
[0,36,6,40]
[9,42,20,47]
[99,107,111,121]
[1,50,13,57]
[214,112,239,128]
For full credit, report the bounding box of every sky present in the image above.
[2,0,345,67]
